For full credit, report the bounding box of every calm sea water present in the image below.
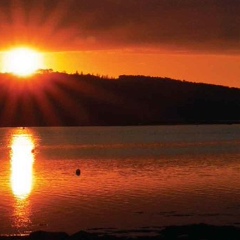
[0,125,240,235]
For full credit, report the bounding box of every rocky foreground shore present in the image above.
[1,224,240,240]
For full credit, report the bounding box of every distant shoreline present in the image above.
[1,73,240,127]
[2,121,240,128]
[1,224,240,240]
[0,120,240,129]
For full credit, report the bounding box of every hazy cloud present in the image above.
[0,0,239,53]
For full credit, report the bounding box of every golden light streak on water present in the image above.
[12,197,32,232]
[10,131,35,199]
[9,129,36,232]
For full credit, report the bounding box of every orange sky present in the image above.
[0,0,239,88]
[43,51,240,88]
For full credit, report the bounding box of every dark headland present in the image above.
[1,72,240,127]
[1,224,240,240]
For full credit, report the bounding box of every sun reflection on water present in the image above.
[9,129,36,232]
[10,132,35,199]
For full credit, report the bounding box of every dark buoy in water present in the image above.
[76,169,81,176]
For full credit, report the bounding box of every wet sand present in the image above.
[1,224,240,240]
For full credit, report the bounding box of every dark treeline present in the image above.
[1,72,240,127]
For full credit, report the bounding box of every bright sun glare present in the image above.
[3,47,44,77]
[11,134,35,199]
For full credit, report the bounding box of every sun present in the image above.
[3,47,44,77]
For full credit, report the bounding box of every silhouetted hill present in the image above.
[0,72,240,127]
